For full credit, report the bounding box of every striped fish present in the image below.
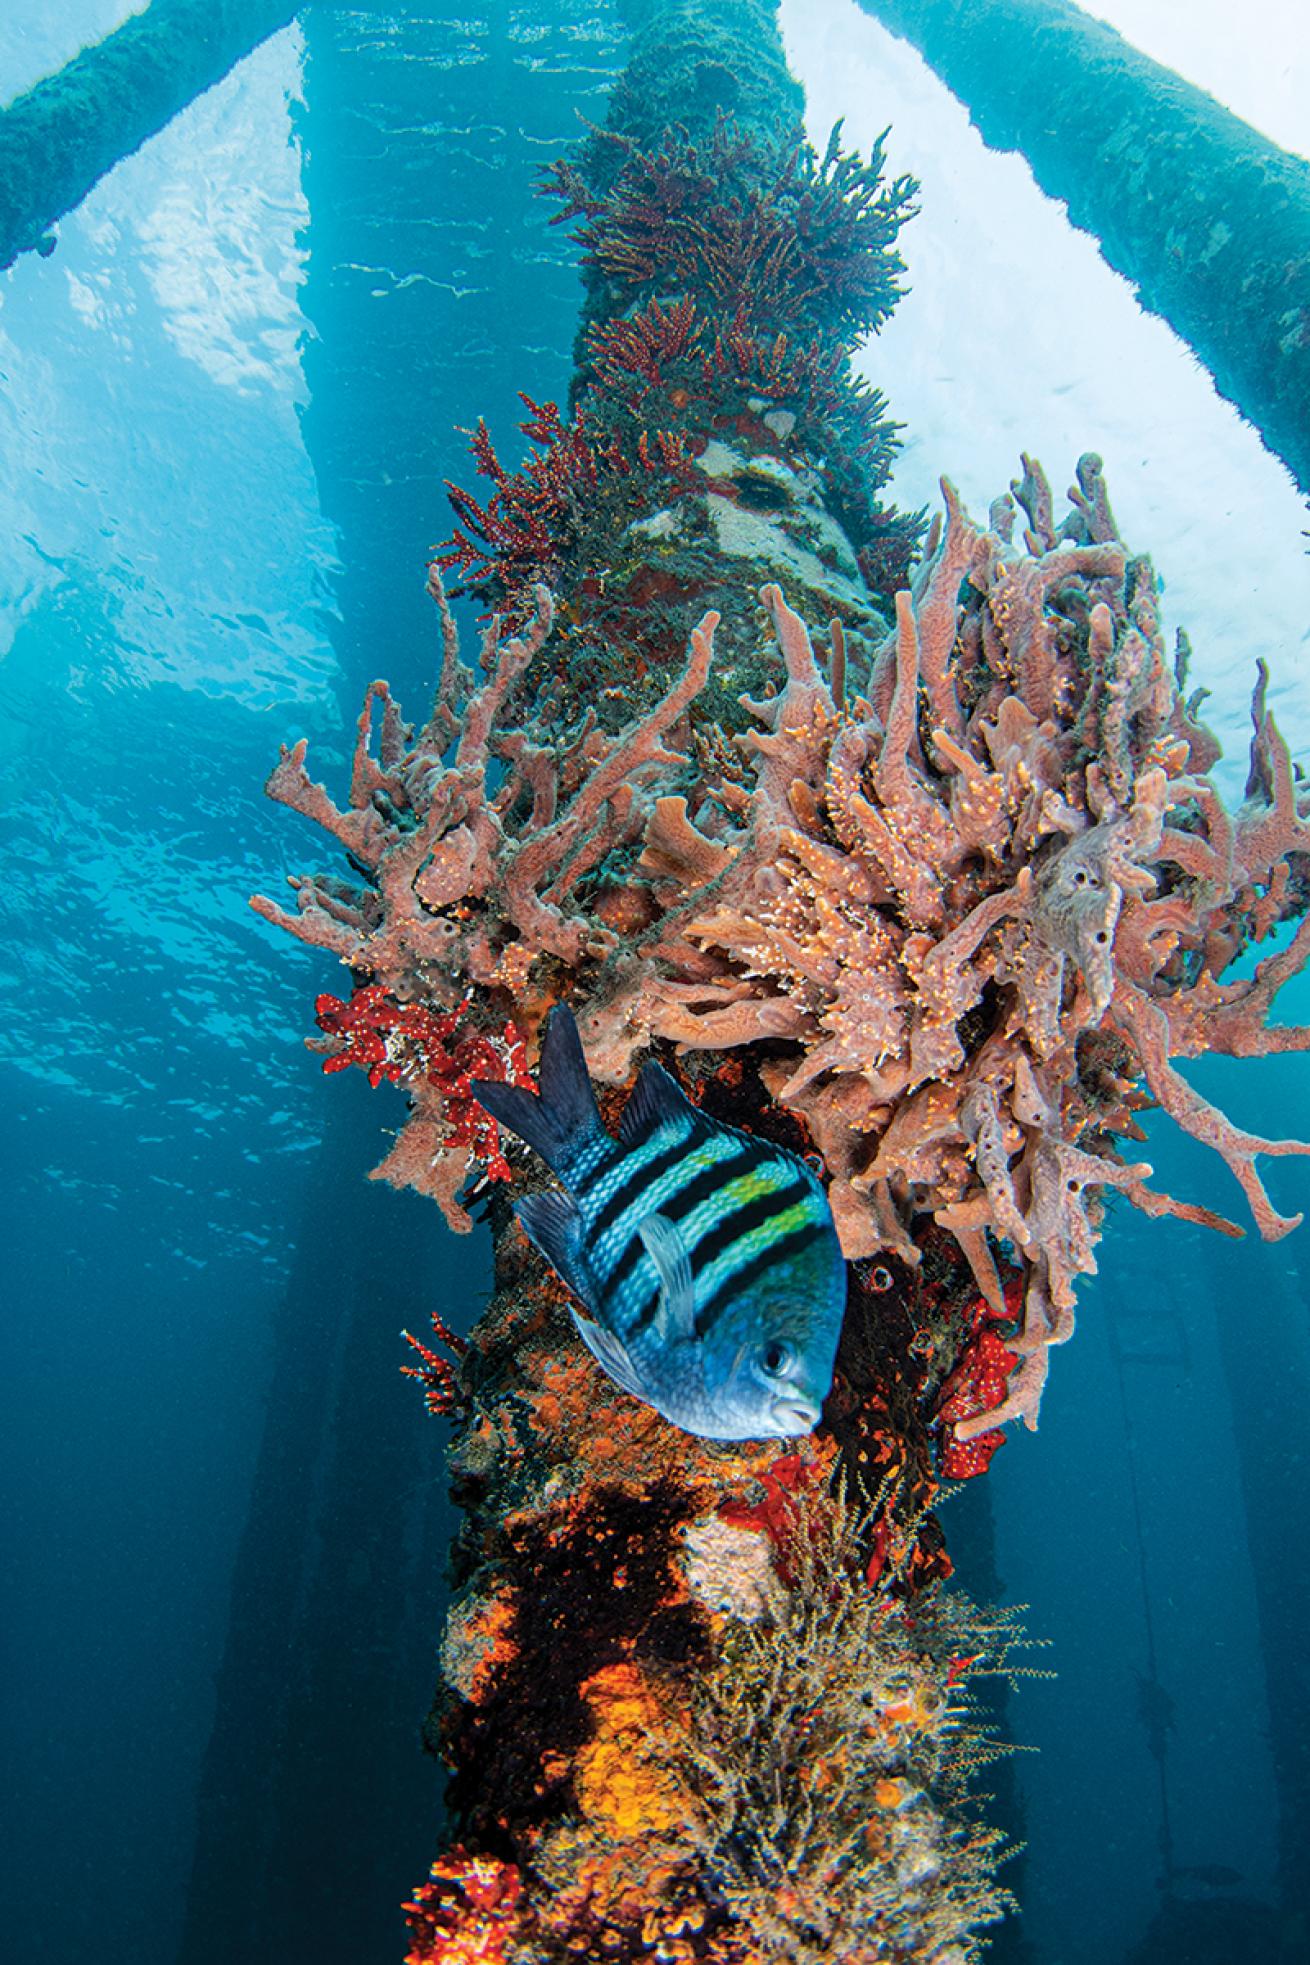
[471,1005,847,1441]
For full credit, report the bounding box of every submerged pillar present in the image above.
[1208,1185,1310,1924]
[178,1090,462,1965]
[0,0,301,269]
[852,0,1310,496]
[251,0,1310,1958]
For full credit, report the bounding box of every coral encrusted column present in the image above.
[852,0,1310,495]
[396,2,1021,1959]
[0,0,301,269]
[253,2,1310,1956]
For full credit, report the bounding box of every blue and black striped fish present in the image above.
[471,1005,847,1441]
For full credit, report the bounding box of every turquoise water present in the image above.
[1,6,1307,1963]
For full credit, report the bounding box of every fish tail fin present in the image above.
[470,1003,605,1177]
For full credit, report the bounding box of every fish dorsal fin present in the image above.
[516,1190,597,1315]
[619,1059,694,1148]
[571,1309,646,1402]
[638,1212,696,1338]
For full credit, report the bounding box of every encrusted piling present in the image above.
[0,0,300,269]
[851,0,1310,496]
[252,0,1310,1956]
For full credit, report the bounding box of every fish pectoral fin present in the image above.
[516,1190,596,1313]
[571,1310,646,1402]
[638,1212,696,1339]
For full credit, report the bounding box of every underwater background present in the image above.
[1,4,1307,1963]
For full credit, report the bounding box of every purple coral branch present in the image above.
[1113,983,1309,1240]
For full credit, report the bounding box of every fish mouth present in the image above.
[771,1398,821,1436]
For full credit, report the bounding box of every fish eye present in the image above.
[760,1340,794,1378]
